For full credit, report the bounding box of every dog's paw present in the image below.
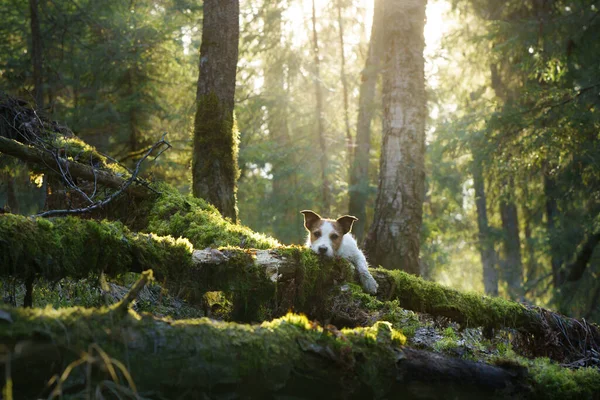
[360,273,378,295]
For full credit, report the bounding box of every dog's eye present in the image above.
[330,233,339,240]
[313,230,321,238]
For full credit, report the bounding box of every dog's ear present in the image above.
[300,210,322,231]
[336,215,358,235]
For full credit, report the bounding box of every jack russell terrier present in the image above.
[301,210,378,294]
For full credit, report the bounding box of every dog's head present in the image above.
[301,210,358,257]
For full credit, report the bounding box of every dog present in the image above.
[301,210,378,294]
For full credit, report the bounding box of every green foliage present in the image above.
[433,326,460,353]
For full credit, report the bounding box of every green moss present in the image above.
[433,327,460,353]
[192,92,240,220]
[0,214,193,285]
[340,282,422,338]
[0,306,412,398]
[386,269,531,331]
[142,181,279,250]
[529,358,600,400]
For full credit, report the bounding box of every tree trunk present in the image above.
[192,0,240,222]
[364,0,427,275]
[499,184,524,301]
[28,0,44,109]
[264,3,297,244]
[311,0,331,214]
[565,230,600,282]
[336,0,353,171]
[348,0,384,241]
[0,304,534,400]
[472,153,498,296]
[127,68,140,155]
[544,172,565,287]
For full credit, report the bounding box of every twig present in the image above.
[112,270,154,316]
[33,133,170,218]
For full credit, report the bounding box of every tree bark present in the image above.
[472,153,498,296]
[348,0,384,241]
[29,0,44,109]
[0,304,531,400]
[499,186,524,301]
[565,230,600,282]
[311,0,331,214]
[192,0,240,222]
[364,0,427,275]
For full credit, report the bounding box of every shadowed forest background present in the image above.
[2,0,598,321]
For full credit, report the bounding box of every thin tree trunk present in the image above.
[29,0,43,108]
[127,69,139,155]
[364,0,427,275]
[264,3,296,243]
[4,173,20,214]
[544,172,564,287]
[311,0,330,214]
[349,0,384,240]
[522,184,540,287]
[472,153,498,296]
[192,0,240,222]
[336,0,353,169]
[499,181,524,301]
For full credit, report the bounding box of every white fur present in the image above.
[306,221,378,294]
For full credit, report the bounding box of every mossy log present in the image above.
[1,214,599,363]
[0,213,349,321]
[373,270,600,362]
[0,302,542,400]
[0,135,150,199]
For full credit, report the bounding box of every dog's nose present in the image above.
[318,246,328,255]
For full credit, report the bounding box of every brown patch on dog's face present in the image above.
[308,219,326,244]
[327,220,345,251]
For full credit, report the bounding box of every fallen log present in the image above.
[0,135,150,199]
[1,213,599,364]
[373,269,600,362]
[0,298,543,400]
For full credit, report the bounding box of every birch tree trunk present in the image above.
[192,0,240,222]
[348,0,384,241]
[364,0,427,275]
[311,0,331,214]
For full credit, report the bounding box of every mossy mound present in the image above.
[141,182,279,250]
